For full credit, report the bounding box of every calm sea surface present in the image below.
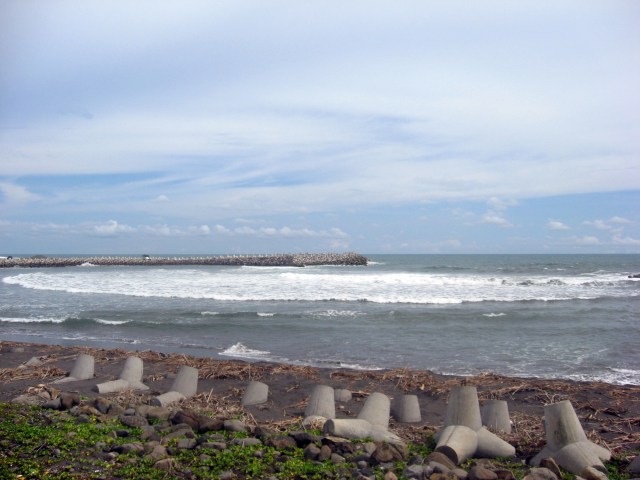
[1,254,638,385]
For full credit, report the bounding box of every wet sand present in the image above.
[1,341,638,460]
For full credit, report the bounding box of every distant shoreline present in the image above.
[0,252,368,268]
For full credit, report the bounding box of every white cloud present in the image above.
[0,182,42,204]
[574,236,601,246]
[612,234,640,246]
[609,216,633,225]
[584,219,613,230]
[547,220,570,231]
[92,220,136,236]
[481,212,513,228]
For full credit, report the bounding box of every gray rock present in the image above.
[59,392,80,410]
[469,465,498,480]
[10,394,41,406]
[629,456,640,474]
[231,437,262,447]
[539,458,562,479]
[335,388,353,402]
[403,464,424,478]
[523,467,558,480]
[290,430,321,447]
[303,443,321,460]
[119,414,148,428]
[154,458,177,471]
[114,442,145,455]
[177,438,197,450]
[93,397,111,414]
[223,419,248,433]
[318,444,332,461]
[43,398,62,410]
[427,451,458,470]
[266,435,298,450]
[372,442,408,464]
[331,453,346,464]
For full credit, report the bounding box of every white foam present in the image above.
[257,312,275,317]
[220,342,271,359]
[3,266,635,305]
[200,311,220,316]
[0,316,66,324]
[483,313,506,317]
[80,262,96,267]
[94,318,131,325]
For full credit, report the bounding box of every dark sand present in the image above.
[1,341,638,460]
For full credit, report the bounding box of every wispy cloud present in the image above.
[547,220,570,231]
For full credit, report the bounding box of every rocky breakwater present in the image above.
[0,252,368,268]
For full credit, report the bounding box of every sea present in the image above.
[1,254,638,385]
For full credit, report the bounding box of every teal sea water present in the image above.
[1,254,639,384]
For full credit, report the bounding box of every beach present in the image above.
[1,340,638,462]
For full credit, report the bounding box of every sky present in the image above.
[1,1,639,254]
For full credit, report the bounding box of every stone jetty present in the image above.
[0,252,368,268]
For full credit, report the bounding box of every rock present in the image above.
[322,436,357,456]
[302,415,327,429]
[177,438,197,450]
[154,458,177,471]
[427,452,458,471]
[43,398,62,410]
[431,473,460,480]
[403,464,424,478]
[93,397,111,414]
[453,467,470,479]
[223,419,248,434]
[372,442,408,464]
[266,435,298,450]
[231,437,262,447]
[331,453,346,464]
[198,417,225,433]
[59,392,80,410]
[161,428,194,444]
[430,461,453,474]
[493,468,515,480]
[289,430,321,447]
[119,414,148,428]
[10,394,41,406]
[146,444,168,460]
[469,465,498,480]
[303,443,321,460]
[628,455,640,474]
[145,406,171,422]
[114,442,145,455]
[539,458,562,479]
[218,471,236,480]
[170,410,201,430]
[318,444,332,461]
[523,467,558,480]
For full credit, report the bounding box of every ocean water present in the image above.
[1,254,639,385]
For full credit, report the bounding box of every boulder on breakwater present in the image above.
[0,252,368,268]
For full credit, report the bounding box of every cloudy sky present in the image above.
[1,1,639,254]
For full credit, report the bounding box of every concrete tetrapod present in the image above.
[304,385,335,419]
[242,381,269,406]
[151,366,199,407]
[54,354,95,384]
[481,399,512,434]
[323,418,404,445]
[531,400,610,475]
[93,356,148,393]
[323,391,405,445]
[392,394,422,423]
[357,392,391,428]
[435,386,515,464]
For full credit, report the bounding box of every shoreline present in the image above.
[1,340,638,461]
[0,252,368,268]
